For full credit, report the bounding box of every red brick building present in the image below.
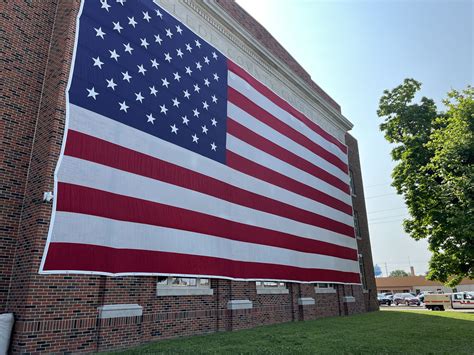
[1,0,377,352]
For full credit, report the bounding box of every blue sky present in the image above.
[237,0,473,275]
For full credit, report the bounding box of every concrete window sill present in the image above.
[343,296,356,303]
[97,304,143,319]
[156,287,214,296]
[298,297,315,306]
[256,287,289,295]
[314,288,336,294]
[227,300,253,310]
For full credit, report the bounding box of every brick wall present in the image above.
[1,0,377,352]
[346,133,379,312]
[0,0,60,313]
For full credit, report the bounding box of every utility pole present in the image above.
[384,262,389,277]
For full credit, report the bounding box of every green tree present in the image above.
[377,79,473,287]
[389,269,409,277]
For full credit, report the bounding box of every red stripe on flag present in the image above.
[226,150,353,216]
[228,60,348,154]
[227,118,349,194]
[65,130,354,235]
[228,87,348,176]
[56,182,357,260]
[43,242,361,283]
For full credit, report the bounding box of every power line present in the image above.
[364,182,390,189]
[369,218,407,225]
[367,206,407,215]
[369,213,409,222]
[365,192,398,199]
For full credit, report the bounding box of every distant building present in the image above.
[376,276,474,294]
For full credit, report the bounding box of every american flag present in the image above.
[40,0,360,284]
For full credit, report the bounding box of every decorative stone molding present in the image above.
[227,300,253,310]
[298,297,315,306]
[97,304,143,319]
[155,0,352,142]
[156,287,214,296]
[343,296,356,303]
[257,287,289,295]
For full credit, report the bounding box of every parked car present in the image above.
[393,293,421,306]
[377,293,393,306]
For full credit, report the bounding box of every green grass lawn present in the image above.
[113,310,473,354]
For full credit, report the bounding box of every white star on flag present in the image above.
[122,71,132,82]
[140,38,149,49]
[137,64,147,75]
[92,56,104,69]
[119,101,129,112]
[128,16,137,27]
[149,86,158,96]
[143,11,151,22]
[151,59,159,69]
[146,113,156,124]
[94,27,106,39]
[87,87,99,99]
[123,43,133,54]
[100,0,110,11]
[106,78,117,90]
[135,92,144,103]
[113,21,123,33]
[109,49,120,61]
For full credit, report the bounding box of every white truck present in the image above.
[424,292,474,311]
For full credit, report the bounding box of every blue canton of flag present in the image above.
[69,0,228,163]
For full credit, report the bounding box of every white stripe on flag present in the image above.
[52,212,360,273]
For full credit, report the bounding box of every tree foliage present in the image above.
[389,269,409,277]
[377,79,473,287]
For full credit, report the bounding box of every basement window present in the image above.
[256,281,289,294]
[156,277,213,296]
[314,283,336,294]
